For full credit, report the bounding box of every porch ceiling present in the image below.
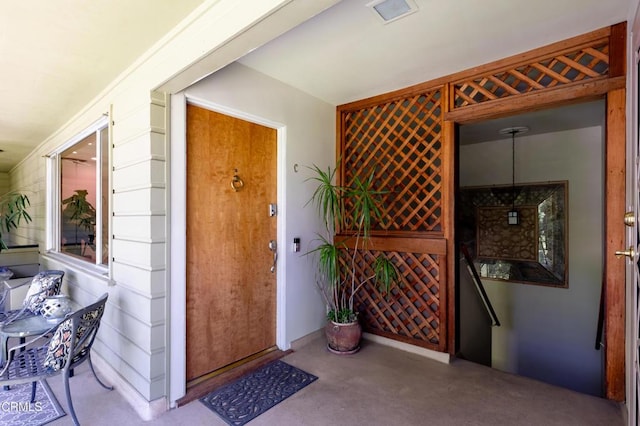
[0,0,206,172]
[238,0,627,140]
[239,0,629,106]
[0,0,631,172]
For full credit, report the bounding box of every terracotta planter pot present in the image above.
[325,320,362,354]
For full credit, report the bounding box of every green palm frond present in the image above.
[305,164,343,233]
[0,192,32,251]
[373,255,401,295]
[347,170,386,240]
[306,234,343,288]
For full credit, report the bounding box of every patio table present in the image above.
[0,299,81,365]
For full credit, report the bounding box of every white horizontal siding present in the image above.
[113,131,166,165]
[113,187,165,214]
[39,256,168,399]
[113,103,166,147]
[97,322,165,378]
[105,308,166,354]
[96,269,166,325]
[112,215,166,244]
[111,262,166,298]
[45,251,167,401]
[42,244,167,401]
[113,159,165,190]
[112,239,166,270]
[93,339,165,400]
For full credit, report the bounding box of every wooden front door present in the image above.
[185,104,277,382]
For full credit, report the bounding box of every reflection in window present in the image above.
[538,195,563,281]
[59,123,109,265]
[460,181,567,287]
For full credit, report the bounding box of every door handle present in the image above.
[615,246,636,259]
[268,240,277,273]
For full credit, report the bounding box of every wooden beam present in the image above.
[442,118,456,355]
[445,76,624,124]
[609,22,627,78]
[337,108,345,194]
[604,88,626,401]
[335,235,446,254]
[441,80,454,355]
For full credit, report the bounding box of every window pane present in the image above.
[60,133,97,261]
[100,126,109,265]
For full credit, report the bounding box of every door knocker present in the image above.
[231,170,244,192]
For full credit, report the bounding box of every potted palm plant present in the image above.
[0,192,32,280]
[0,192,31,251]
[307,164,401,354]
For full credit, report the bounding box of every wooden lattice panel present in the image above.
[341,90,442,233]
[348,249,441,348]
[452,40,610,108]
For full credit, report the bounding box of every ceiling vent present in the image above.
[368,0,418,24]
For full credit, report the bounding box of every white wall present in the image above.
[182,62,333,343]
[460,126,605,396]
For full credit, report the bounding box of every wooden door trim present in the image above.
[442,81,457,355]
[443,65,627,403]
[604,88,626,401]
[445,76,624,124]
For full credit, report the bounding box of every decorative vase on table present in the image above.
[41,295,73,320]
[325,320,362,355]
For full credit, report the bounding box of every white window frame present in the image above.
[47,116,110,272]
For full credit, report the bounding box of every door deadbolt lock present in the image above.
[624,211,636,227]
[615,246,636,259]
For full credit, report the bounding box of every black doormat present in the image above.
[200,360,317,425]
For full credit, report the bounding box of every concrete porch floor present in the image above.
[46,337,624,425]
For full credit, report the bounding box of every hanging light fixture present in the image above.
[498,126,529,225]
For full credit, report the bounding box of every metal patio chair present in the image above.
[0,292,113,426]
[0,270,65,325]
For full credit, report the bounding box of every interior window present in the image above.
[57,122,109,265]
